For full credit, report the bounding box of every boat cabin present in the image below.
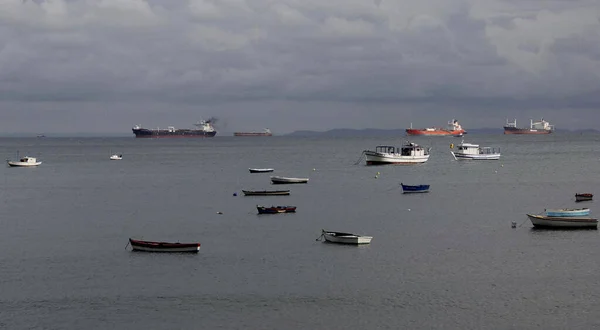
[19,157,38,163]
[456,143,499,155]
[374,142,429,156]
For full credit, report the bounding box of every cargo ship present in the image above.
[406,119,466,136]
[503,118,554,134]
[234,128,272,137]
[132,119,216,138]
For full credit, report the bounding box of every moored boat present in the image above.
[7,156,42,167]
[576,193,593,202]
[526,214,598,229]
[545,208,590,217]
[450,140,500,160]
[504,118,554,135]
[110,154,123,160]
[242,190,290,196]
[249,168,274,173]
[362,141,430,165]
[318,230,373,245]
[270,176,309,184]
[132,119,216,138]
[401,183,430,193]
[256,205,297,214]
[406,119,466,136]
[128,238,201,253]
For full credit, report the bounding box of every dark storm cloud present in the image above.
[0,0,599,133]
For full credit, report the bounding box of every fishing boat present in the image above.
[7,156,42,167]
[242,190,290,196]
[270,176,309,184]
[318,230,373,245]
[576,193,593,202]
[526,214,598,229]
[110,154,123,160]
[450,140,500,160]
[249,168,274,173]
[361,141,430,165]
[256,205,297,214]
[401,183,430,193]
[545,208,590,217]
[128,238,201,253]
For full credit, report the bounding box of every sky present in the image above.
[0,0,599,135]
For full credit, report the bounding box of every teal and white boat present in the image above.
[545,208,590,217]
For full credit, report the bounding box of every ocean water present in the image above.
[1,133,600,329]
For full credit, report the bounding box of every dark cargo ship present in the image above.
[132,120,216,138]
[504,118,554,135]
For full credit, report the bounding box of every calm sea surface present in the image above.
[1,133,600,329]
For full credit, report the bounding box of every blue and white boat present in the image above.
[401,183,430,193]
[545,208,590,217]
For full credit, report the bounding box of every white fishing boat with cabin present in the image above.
[450,140,500,160]
[7,156,42,167]
[361,141,430,165]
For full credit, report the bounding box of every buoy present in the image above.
[233,192,237,196]
[377,172,380,175]
[511,221,517,228]
[407,208,411,211]
[501,164,504,167]
[313,168,316,171]
[450,143,454,149]
[494,170,498,173]
[374,175,378,179]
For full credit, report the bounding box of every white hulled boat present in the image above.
[362,141,430,165]
[450,140,501,160]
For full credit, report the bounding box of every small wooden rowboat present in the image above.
[249,168,274,173]
[526,214,598,229]
[242,190,290,196]
[545,208,590,217]
[128,238,201,253]
[256,205,297,214]
[400,183,430,193]
[576,193,593,202]
[319,230,373,245]
[270,176,309,184]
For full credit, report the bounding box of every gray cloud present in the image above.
[0,0,599,134]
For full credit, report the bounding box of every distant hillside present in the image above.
[285,127,598,137]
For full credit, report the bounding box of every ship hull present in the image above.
[132,129,217,138]
[503,127,552,135]
[406,129,465,136]
[234,132,273,136]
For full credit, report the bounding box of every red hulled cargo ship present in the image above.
[406,119,466,136]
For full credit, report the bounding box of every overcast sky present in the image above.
[0,0,599,135]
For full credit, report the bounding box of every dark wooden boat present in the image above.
[400,183,430,193]
[242,190,290,196]
[128,238,200,253]
[249,168,274,173]
[576,193,593,202]
[256,205,296,214]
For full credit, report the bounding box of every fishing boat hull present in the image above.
[545,208,590,217]
[576,193,593,202]
[242,190,290,196]
[364,151,429,165]
[526,214,598,229]
[401,183,430,193]
[322,230,373,244]
[129,238,200,253]
[249,168,274,173]
[7,161,42,167]
[450,152,500,160]
[110,155,123,160]
[270,176,309,184]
